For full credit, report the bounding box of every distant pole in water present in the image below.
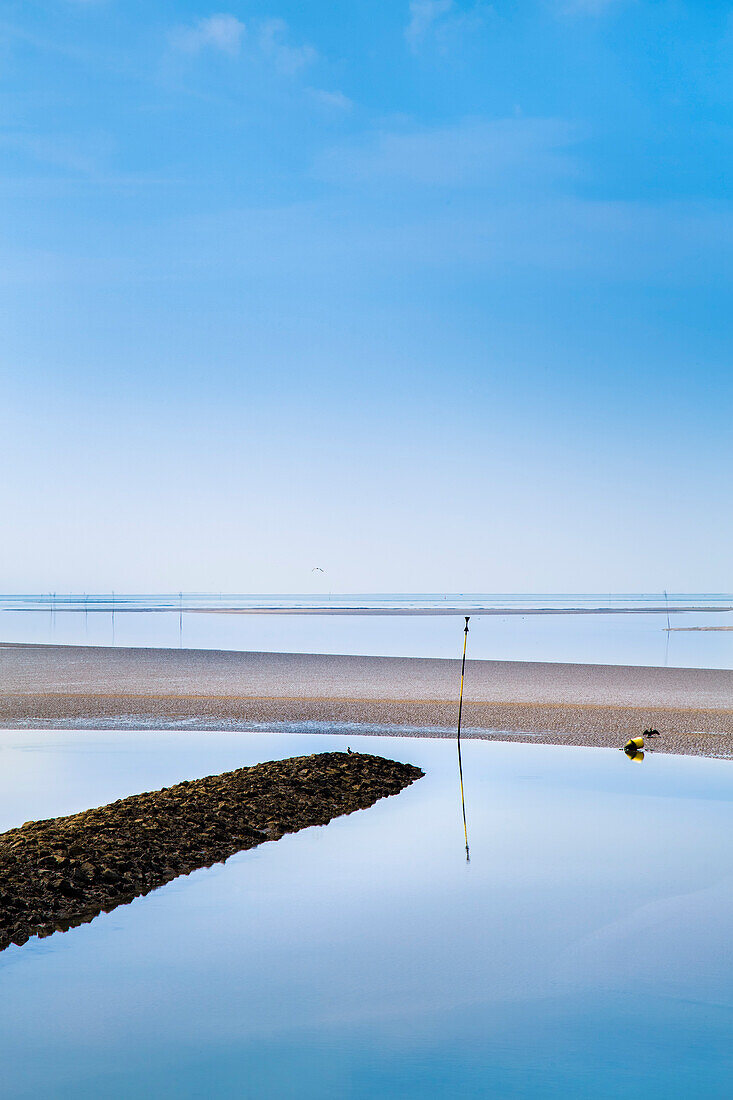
[456,615,470,862]
[663,590,671,666]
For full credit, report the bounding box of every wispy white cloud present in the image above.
[170,12,342,114]
[171,12,318,78]
[308,88,353,112]
[558,0,627,15]
[255,17,316,75]
[0,130,111,176]
[133,188,733,298]
[0,129,180,190]
[314,117,578,189]
[405,0,489,52]
[405,0,452,48]
[171,14,245,56]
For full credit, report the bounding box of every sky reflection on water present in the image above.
[0,729,732,1097]
[2,600,733,668]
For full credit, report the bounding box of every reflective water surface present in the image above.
[0,729,732,1097]
[1,592,732,667]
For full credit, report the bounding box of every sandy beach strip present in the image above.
[1,642,732,757]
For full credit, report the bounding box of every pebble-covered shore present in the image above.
[0,751,423,952]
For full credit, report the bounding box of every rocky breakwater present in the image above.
[0,751,423,952]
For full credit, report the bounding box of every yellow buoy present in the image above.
[623,736,646,760]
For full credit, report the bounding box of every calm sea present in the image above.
[1,593,731,668]
[1,728,732,1098]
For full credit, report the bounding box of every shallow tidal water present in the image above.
[0,729,732,1097]
[2,593,732,668]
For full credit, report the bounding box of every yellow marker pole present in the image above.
[456,616,470,861]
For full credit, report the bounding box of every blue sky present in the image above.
[2,0,732,592]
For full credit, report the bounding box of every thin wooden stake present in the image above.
[457,616,470,861]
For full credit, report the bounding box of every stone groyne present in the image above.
[0,751,423,952]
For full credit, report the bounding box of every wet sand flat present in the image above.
[2,643,732,756]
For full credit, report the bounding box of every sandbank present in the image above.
[1,643,732,758]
